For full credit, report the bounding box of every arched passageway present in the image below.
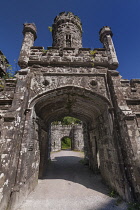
[31,86,128,200]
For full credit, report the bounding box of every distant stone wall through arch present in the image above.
[51,123,84,151]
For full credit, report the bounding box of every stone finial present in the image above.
[99,26,119,69]
[22,23,37,40]
[99,26,113,43]
[18,23,37,69]
[52,12,82,49]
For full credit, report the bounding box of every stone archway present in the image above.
[31,86,128,200]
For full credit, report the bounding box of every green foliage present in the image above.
[61,137,71,150]
[42,49,48,54]
[1,55,6,62]
[1,55,14,78]
[0,79,5,90]
[128,202,140,210]
[108,189,118,198]
[48,26,52,32]
[52,121,59,125]
[3,71,14,79]
[6,68,15,78]
[90,50,96,64]
[61,116,81,125]
[52,116,81,125]
[0,84,4,89]
[7,64,12,70]
[90,50,97,55]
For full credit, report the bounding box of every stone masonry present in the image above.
[51,123,84,151]
[0,12,140,209]
[0,51,8,77]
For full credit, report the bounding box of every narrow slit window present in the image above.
[66,34,71,47]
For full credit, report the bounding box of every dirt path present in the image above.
[16,150,127,210]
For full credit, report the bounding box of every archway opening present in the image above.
[51,116,84,152]
[34,86,124,198]
[61,136,71,150]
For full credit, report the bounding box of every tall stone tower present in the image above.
[0,12,140,210]
[52,12,82,48]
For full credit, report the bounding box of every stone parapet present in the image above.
[28,47,109,68]
[53,12,82,32]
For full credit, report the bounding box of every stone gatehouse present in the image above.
[0,12,140,209]
[51,123,84,151]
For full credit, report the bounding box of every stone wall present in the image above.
[51,123,84,151]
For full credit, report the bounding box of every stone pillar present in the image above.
[99,26,119,69]
[18,23,37,68]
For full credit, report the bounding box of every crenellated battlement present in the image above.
[29,46,109,69]
[53,12,82,33]
[52,11,82,49]
[51,122,83,129]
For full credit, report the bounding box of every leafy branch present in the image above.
[48,26,52,32]
[90,50,97,56]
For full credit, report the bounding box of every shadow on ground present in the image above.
[39,151,127,210]
[42,155,108,194]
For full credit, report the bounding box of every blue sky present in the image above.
[0,0,140,79]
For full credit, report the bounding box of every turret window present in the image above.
[66,34,71,47]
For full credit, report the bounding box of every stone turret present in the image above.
[52,12,82,49]
[18,23,37,68]
[99,26,119,69]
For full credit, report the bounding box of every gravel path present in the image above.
[16,150,128,210]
